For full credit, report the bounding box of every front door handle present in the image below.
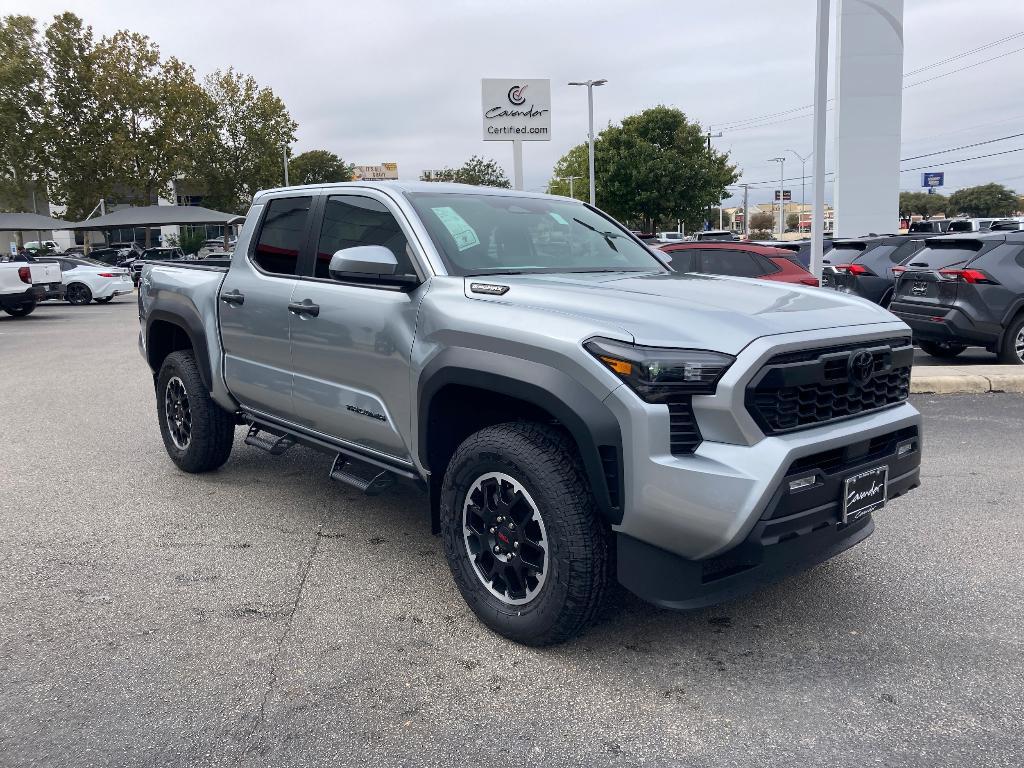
[221,290,245,305]
[288,300,320,317]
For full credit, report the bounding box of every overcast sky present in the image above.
[9,0,1024,207]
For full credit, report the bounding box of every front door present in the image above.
[288,192,427,460]
[220,195,313,420]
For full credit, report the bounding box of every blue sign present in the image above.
[921,172,944,188]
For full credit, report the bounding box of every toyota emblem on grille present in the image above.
[848,350,875,385]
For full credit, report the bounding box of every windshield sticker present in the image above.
[431,206,480,251]
[548,212,569,226]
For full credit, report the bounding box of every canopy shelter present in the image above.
[69,204,240,250]
[0,212,76,231]
[67,204,236,229]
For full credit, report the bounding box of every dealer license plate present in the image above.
[842,466,888,523]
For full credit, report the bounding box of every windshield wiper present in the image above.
[572,218,621,252]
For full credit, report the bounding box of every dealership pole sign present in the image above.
[481,79,551,190]
[921,172,944,188]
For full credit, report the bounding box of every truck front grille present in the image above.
[746,337,913,435]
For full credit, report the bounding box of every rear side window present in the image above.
[666,249,696,272]
[315,195,415,279]
[252,196,312,276]
[700,250,766,277]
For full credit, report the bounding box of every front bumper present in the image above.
[617,422,920,609]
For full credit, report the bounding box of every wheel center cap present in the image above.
[495,525,514,552]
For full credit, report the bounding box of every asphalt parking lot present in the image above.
[1,299,1022,767]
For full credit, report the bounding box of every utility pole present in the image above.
[741,184,749,237]
[706,132,723,229]
[810,0,831,276]
[556,175,582,200]
[283,146,290,186]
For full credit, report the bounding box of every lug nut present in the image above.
[493,546,500,554]
[489,527,496,534]
[508,523,516,531]
[513,542,520,549]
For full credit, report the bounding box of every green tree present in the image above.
[546,143,589,201]
[289,149,352,185]
[421,155,510,188]
[786,212,800,231]
[39,12,123,219]
[93,30,213,208]
[0,15,46,210]
[194,68,297,213]
[749,211,774,231]
[579,106,738,230]
[899,191,947,217]
[947,183,1019,217]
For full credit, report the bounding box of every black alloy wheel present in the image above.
[66,283,92,305]
[164,376,192,450]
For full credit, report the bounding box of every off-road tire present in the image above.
[997,314,1024,365]
[156,350,235,472]
[440,422,609,646]
[919,340,967,359]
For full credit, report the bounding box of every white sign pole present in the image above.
[512,141,524,190]
[810,0,831,278]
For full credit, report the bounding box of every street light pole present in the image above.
[569,79,607,205]
[556,175,582,199]
[283,146,290,186]
[787,149,812,232]
[768,157,786,235]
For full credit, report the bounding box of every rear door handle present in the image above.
[221,290,245,305]
[288,300,320,317]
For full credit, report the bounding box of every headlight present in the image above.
[585,337,734,402]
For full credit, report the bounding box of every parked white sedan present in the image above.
[36,257,134,305]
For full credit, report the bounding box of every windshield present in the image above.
[405,192,666,276]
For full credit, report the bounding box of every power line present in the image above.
[903,31,1024,76]
[899,146,1024,173]
[899,132,1024,162]
[904,46,1024,89]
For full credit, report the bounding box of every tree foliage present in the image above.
[193,68,297,214]
[786,212,800,231]
[947,183,1019,218]
[899,191,947,218]
[289,149,353,185]
[546,143,589,201]
[421,155,510,188]
[0,15,46,210]
[749,211,774,231]
[549,106,738,230]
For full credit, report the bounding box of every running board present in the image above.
[330,453,396,495]
[244,425,296,456]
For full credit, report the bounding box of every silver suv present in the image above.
[138,182,922,645]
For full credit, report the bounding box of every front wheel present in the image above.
[997,315,1024,365]
[66,283,92,305]
[2,301,36,317]
[919,340,967,359]
[440,423,609,646]
[156,350,236,472]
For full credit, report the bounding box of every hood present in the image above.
[464,271,901,354]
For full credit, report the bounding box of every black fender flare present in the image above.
[145,308,213,391]
[999,298,1024,340]
[418,347,624,524]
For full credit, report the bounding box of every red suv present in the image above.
[659,242,819,286]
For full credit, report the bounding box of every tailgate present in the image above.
[895,270,958,307]
[29,263,62,284]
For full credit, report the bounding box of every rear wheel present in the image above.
[919,340,967,359]
[66,283,92,305]
[997,315,1024,365]
[2,301,36,317]
[439,422,609,646]
[156,350,235,472]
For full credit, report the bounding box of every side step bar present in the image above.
[330,454,396,495]
[244,425,296,456]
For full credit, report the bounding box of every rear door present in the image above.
[220,195,314,420]
[287,190,427,460]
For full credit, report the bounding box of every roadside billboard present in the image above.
[353,163,399,181]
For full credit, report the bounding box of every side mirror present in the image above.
[328,245,398,278]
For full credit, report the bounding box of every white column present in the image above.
[833,0,904,238]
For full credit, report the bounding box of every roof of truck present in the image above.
[253,181,574,201]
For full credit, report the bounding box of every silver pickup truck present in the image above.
[138,182,922,645]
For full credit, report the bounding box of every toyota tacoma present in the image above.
[138,182,922,645]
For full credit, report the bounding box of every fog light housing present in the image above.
[788,475,817,492]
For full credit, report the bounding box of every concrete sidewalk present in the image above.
[911,364,1024,394]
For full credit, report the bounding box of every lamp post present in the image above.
[706,132,723,229]
[283,145,290,186]
[768,157,786,235]
[568,79,607,205]
[786,149,812,232]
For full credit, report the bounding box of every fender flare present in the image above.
[418,347,624,524]
[145,308,213,391]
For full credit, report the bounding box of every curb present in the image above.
[911,365,1024,395]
